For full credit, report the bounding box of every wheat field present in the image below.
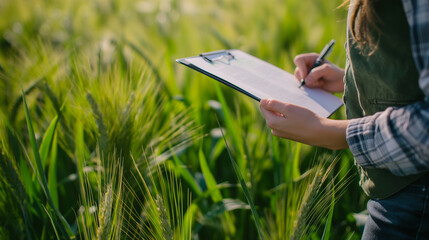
[0,0,367,239]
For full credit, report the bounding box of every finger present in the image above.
[293,53,319,79]
[260,99,287,120]
[305,64,330,88]
[294,67,301,81]
[260,98,289,116]
[260,101,283,118]
[260,104,286,130]
[261,98,308,117]
[260,104,279,118]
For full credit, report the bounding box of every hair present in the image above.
[341,0,382,53]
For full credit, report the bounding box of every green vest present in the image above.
[344,0,425,199]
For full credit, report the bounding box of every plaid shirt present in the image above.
[346,0,429,176]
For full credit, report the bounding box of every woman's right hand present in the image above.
[294,53,345,93]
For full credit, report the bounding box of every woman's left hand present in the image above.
[259,98,349,150]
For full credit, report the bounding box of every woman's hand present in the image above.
[294,53,345,93]
[259,99,349,150]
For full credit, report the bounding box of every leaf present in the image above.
[75,120,87,204]
[39,81,61,112]
[216,116,265,240]
[321,184,335,240]
[2,115,21,166]
[213,83,247,177]
[22,90,73,239]
[20,155,35,201]
[182,203,198,240]
[39,115,59,169]
[199,147,222,202]
[172,153,202,196]
[42,205,60,239]
[47,132,59,208]
[193,199,249,235]
[292,142,301,179]
[0,144,35,238]
[209,136,226,167]
[11,78,43,122]
[22,90,51,199]
[200,199,249,225]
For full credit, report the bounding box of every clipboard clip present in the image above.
[200,50,235,63]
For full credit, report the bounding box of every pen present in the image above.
[299,39,335,88]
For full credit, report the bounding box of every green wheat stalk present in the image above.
[291,169,323,240]
[155,195,173,240]
[97,184,113,240]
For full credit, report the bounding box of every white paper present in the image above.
[178,49,343,118]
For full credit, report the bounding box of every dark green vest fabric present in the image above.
[344,0,425,199]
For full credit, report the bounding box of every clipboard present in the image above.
[176,49,343,118]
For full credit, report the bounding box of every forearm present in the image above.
[317,118,349,150]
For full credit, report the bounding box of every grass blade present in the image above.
[199,147,222,202]
[322,182,335,240]
[42,205,61,239]
[39,81,61,112]
[182,203,198,240]
[291,142,301,179]
[11,78,43,122]
[22,90,73,239]
[171,153,202,196]
[0,139,35,238]
[216,116,265,240]
[22,89,49,195]
[213,83,247,177]
[47,131,59,209]
[193,199,249,235]
[39,115,59,169]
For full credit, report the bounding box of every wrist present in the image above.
[316,118,349,150]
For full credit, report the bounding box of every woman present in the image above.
[260,0,429,238]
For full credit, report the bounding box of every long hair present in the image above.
[342,0,381,53]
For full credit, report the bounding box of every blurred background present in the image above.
[0,0,368,239]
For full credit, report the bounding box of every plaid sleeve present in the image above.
[346,0,429,176]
